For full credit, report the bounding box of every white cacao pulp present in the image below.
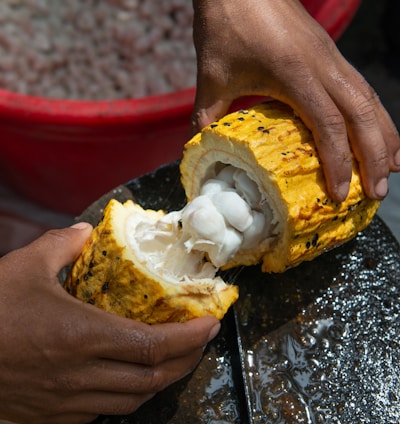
[131,165,274,280]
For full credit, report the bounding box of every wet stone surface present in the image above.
[237,218,400,423]
[87,162,400,423]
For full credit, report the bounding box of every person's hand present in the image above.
[191,0,400,202]
[0,223,220,424]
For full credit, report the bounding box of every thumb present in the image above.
[191,95,232,135]
[28,222,93,272]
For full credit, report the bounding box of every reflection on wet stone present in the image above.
[87,163,400,424]
[237,219,400,423]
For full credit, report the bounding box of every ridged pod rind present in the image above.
[64,199,239,324]
[180,101,380,273]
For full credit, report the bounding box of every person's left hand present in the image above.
[0,224,220,424]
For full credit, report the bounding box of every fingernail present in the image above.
[395,150,400,167]
[207,322,221,342]
[70,222,91,230]
[337,182,350,202]
[375,178,388,198]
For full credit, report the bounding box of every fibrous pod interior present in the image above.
[64,199,239,324]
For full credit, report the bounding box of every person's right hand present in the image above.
[0,223,220,424]
[191,0,400,203]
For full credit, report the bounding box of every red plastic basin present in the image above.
[0,0,361,215]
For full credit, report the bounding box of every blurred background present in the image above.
[0,0,398,256]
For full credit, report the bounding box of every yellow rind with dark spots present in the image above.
[180,101,380,273]
[64,199,239,324]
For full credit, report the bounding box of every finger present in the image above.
[191,78,233,134]
[281,79,354,202]
[342,90,390,199]
[191,98,233,134]
[343,74,400,174]
[52,345,204,395]
[19,222,93,273]
[80,310,220,365]
[324,67,392,199]
[60,392,154,418]
[374,101,400,172]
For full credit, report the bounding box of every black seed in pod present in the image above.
[84,272,92,281]
[312,233,319,247]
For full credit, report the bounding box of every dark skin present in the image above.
[2,1,400,422]
[0,223,220,424]
[191,0,400,202]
